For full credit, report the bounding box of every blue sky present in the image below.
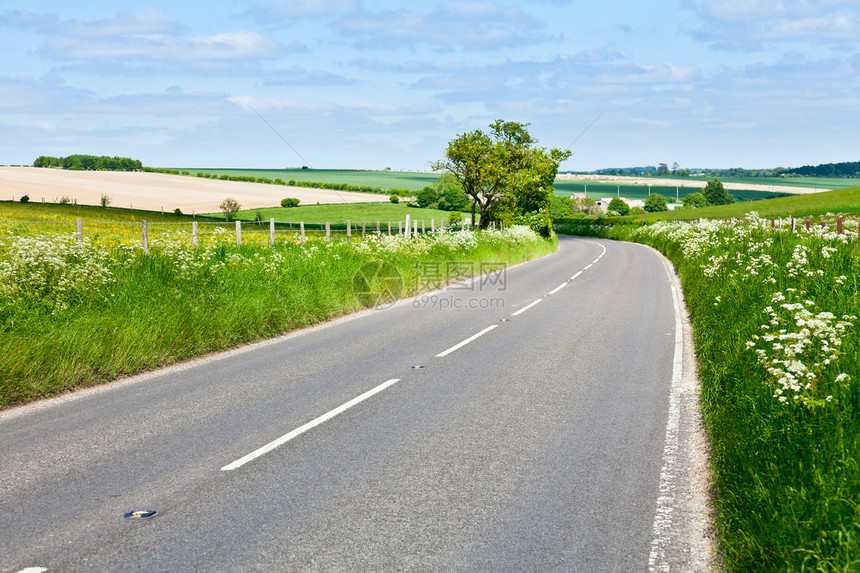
[1,0,858,171]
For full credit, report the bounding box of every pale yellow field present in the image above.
[0,167,391,213]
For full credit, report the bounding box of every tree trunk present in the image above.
[471,201,476,228]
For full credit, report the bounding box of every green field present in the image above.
[553,180,790,203]
[234,202,458,226]
[634,186,860,222]
[184,168,440,191]
[641,174,860,190]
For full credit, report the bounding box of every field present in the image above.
[552,180,791,202]
[638,186,860,221]
[0,167,391,213]
[234,202,457,226]
[186,168,440,192]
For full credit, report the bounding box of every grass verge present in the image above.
[0,226,555,409]
[557,214,860,570]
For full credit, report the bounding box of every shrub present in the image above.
[683,191,707,208]
[19,195,29,203]
[280,198,300,208]
[219,197,241,221]
[449,210,463,226]
[390,194,400,204]
[58,195,71,205]
[644,193,668,212]
[100,194,111,208]
[607,197,630,216]
[174,208,183,215]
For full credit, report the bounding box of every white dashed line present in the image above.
[511,299,543,317]
[436,325,498,357]
[222,378,401,471]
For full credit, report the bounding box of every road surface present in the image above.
[0,236,709,572]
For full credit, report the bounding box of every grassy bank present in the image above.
[558,214,860,570]
[0,226,555,409]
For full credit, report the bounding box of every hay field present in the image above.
[0,167,390,213]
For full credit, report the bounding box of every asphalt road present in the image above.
[0,236,702,572]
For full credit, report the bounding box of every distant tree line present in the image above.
[594,160,860,179]
[34,155,143,171]
[787,161,860,178]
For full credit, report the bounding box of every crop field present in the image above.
[552,180,790,202]
[557,211,860,570]
[185,168,440,192]
[696,175,860,190]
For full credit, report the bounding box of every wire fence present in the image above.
[0,216,476,250]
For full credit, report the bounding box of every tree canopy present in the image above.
[432,120,570,231]
[703,178,735,206]
[34,154,143,171]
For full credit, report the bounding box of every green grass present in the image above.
[0,200,193,223]
[235,202,459,226]
[635,186,860,222]
[0,226,555,409]
[557,211,860,570]
[552,180,791,203]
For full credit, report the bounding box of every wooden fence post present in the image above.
[398,221,402,235]
[142,220,149,253]
[806,219,811,231]
[347,220,352,242]
[192,221,199,248]
[235,220,242,247]
[270,218,275,246]
[300,221,306,243]
[405,214,411,238]
[414,219,418,236]
[362,221,366,238]
[791,217,796,232]
[837,216,843,234]
[387,221,391,235]
[76,218,83,243]
[326,221,331,241]
[431,219,435,232]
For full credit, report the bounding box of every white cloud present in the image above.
[336,1,546,50]
[249,0,359,20]
[694,0,860,44]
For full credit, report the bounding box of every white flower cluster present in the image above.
[749,291,854,406]
[0,234,115,311]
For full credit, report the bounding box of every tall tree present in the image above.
[432,120,569,230]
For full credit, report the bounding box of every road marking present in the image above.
[17,568,48,573]
[648,260,685,573]
[221,378,401,471]
[570,270,583,280]
[511,298,542,317]
[436,325,498,357]
[548,282,568,295]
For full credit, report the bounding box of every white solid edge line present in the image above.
[436,324,498,358]
[647,260,685,573]
[510,298,543,317]
[221,378,401,471]
[17,568,48,573]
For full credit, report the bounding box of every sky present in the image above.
[1,0,859,172]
